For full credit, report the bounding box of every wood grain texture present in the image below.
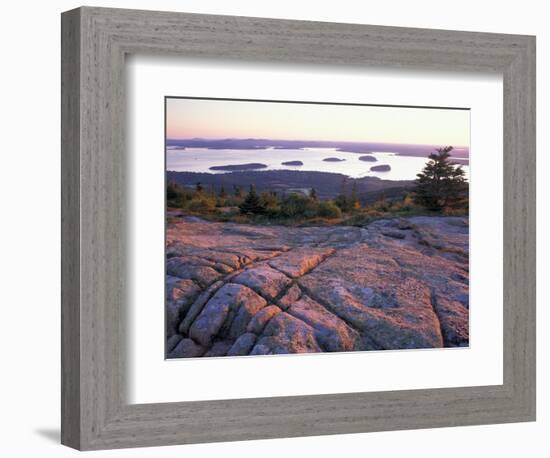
[60,7,81,449]
[61,6,536,450]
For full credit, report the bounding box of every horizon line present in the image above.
[165,137,470,148]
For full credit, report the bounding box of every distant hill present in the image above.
[166,169,414,203]
[166,138,470,159]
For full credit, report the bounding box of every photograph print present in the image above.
[165,97,470,359]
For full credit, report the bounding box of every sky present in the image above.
[166,97,470,146]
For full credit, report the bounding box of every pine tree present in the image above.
[335,177,349,211]
[414,146,467,211]
[310,188,318,200]
[350,181,360,210]
[239,185,266,214]
[219,186,227,198]
[233,185,243,197]
[334,194,349,212]
[166,182,181,201]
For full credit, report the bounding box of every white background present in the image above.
[0,1,547,457]
[128,57,502,403]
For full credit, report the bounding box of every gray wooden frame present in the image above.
[61,6,536,451]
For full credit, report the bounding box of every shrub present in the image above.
[316,201,342,219]
[265,205,282,218]
[372,198,391,212]
[260,191,279,210]
[187,195,216,213]
[221,195,242,207]
[280,193,317,218]
[401,193,415,210]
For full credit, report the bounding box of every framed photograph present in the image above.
[61,6,536,450]
[163,96,471,359]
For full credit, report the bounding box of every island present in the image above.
[209,163,268,171]
[358,155,377,162]
[370,164,391,172]
[323,157,346,162]
[281,160,304,166]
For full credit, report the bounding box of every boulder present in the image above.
[397,219,415,230]
[166,334,183,353]
[166,257,221,287]
[287,295,360,352]
[167,338,206,358]
[165,278,201,336]
[166,244,244,270]
[251,313,322,354]
[277,284,303,310]
[298,246,445,349]
[432,292,469,347]
[227,333,257,356]
[179,281,224,334]
[232,265,292,301]
[247,305,282,335]
[203,340,234,357]
[381,230,406,240]
[189,283,267,346]
[223,288,268,339]
[268,247,335,278]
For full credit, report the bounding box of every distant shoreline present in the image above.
[166,138,470,159]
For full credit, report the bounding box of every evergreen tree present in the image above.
[219,185,227,198]
[166,182,181,201]
[335,176,351,212]
[334,194,349,212]
[239,185,266,214]
[414,146,467,211]
[350,182,360,210]
[195,182,203,193]
[233,185,243,198]
[310,188,318,200]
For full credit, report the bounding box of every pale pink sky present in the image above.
[166,97,470,146]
